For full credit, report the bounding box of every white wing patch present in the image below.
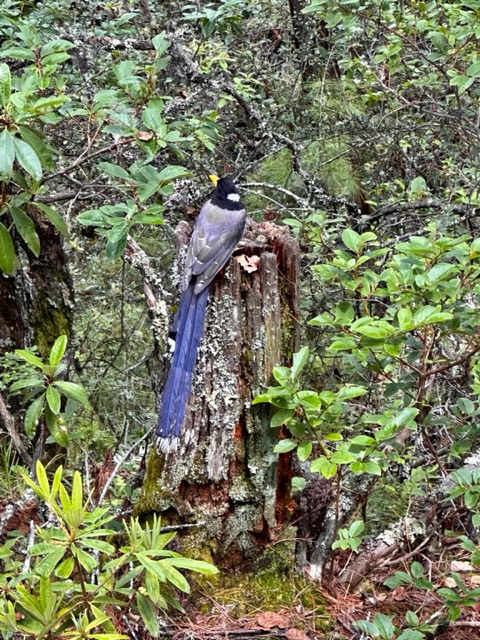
[227,193,241,202]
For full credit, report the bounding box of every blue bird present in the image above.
[157,176,246,453]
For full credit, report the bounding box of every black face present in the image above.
[211,177,243,211]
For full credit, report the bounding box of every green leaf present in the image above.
[46,385,61,415]
[0,129,15,180]
[274,439,297,453]
[15,349,44,369]
[71,470,83,511]
[33,202,69,236]
[291,476,306,491]
[397,308,413,330]
[297,441,312,461]
[19,126,55,171]
[397,630,425,640]
[13,137,42,180]
[0,63,11,108]
[411,561,424,578]
[160,557,218,574]
[136,593,159,637]
[53,381,89,406]
[374,613,395,638]
[24,394,45,438]
[342,228,361,253]
[409,176,427,194]
[9,377,44,392]
[364,460,382,475]
[0,222,16,274]
[270,408,294,427]
[55,556,74,578]
[160,562,190,592]
[98,161,130,180]
[10,206,40,256]
[49,334,67,367]
[36,548,66,577]
[156,165,191,183]
[291,346,309,378]
[310,456,337,479]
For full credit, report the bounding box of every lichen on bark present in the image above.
[136,220,301,569]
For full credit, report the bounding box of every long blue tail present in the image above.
[157,282,210,452]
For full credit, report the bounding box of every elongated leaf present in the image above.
[36,460,50,496]
[71,470,83,511]
[54,380,89,406]
[9,377,44,392]
[136,593,159,637]
[0,129,14,180]
[49,334,67,366]
[15,349,44,369]
[0,63,11,108]
[13,138,42,180]
[161,557,218,574]
[33,202,68,236]
[46,385,61,414]
[36,547,66,577]
[24,395,45,438]
[19,126,55,171]
[10,206,40,256]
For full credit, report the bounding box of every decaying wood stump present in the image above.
[135,219,301,568]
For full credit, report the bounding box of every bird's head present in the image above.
[209,175,243,210]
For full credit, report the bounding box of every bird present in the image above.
[157,175,246,453]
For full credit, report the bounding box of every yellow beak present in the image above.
[209,174,219,187]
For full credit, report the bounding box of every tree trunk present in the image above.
[135,220,301,569]
[0,213,74,358]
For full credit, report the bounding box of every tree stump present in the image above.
[136,219,301,568]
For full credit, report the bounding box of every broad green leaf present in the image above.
[364,461,382,475]
[98,161,130,180]
[374,613,395,638]
[53,380,89,406]
[310,456,337,479]
[142,107,164,132]
[397,308,412,330]
[291,346,309,378]
[19,126,55,171]
[0,129,15,180]
[34,202,69,236]
[156,165,191,183]
[33,95,69,111]
[270,408,294,427]
[331,450,355,464]
[291,476,306,490]
[24,394,45,438]
[409,176,427,194]
[46,385,61,414]
[0,63,11,108]
[40,39,74,57]
[10,206,40,256]
[274,439,297,453]
[342,228,361,253]
[13,137,42,180]
[297,440,312,461]
[49,334,67,366]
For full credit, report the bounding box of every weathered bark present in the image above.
[0,212,74,464]
[135,220,301,568]
[0,212,74,357]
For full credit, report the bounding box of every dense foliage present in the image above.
[0,0,480,637]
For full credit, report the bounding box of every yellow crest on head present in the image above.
[209,174,219,187]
